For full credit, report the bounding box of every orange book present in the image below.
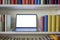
[26,0,29,4]
[22,0,26,4]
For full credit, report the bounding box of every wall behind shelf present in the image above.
[0,9,58,31]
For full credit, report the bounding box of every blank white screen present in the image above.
[16,15,36,27]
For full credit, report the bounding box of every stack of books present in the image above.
[0,14,11,32]
[0,0,60,5]
[40,15,60,32]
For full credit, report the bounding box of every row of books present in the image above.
[40,15,60,32]
[0,34,60,40]
[0,0,60,4]
[0,14,11,32]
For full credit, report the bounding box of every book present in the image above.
[0,0,2,4]
[52,15,56,32]
[0,15,2,32]
[28,0,31,4]
[15,0,17,4]
[10,0,15,4]
[51,0,54,4]
[55,0,58,4]
[44,15,48,32]
[58,0,60,4]
[41,0,44,4]
[56,15,60,32]
[44,0,48,4]
[7,0,10,4]
[49,35,58,40]
[5,15,11,32]
[26,0,29,4]
[35,0,41,4]
[22,0,26,4]
[3,0,5,4]
[48,15,52,32]
[40,16,44,32]
[18,0,22,4]
[31,0,34,4]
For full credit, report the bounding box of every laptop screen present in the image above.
[16,14,37,27]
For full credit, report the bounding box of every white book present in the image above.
[5,15,11,32]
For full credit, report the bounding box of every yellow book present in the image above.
[56,15,60,32]
[41,0,44,5]
[52,15,56,32]
[49,34,58,40]
[48,15,52,32]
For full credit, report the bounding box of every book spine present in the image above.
[44,15,48,32]
[28,0,31,4]
[48,15,52,32]
[0,0,2,4]
[5,15,11,32]
[41,0,44,5]
[52,15,56,32]
[55,0,58,4]
[31,0,34,4]
[10,0,15,4]
[3,0,5,4]
[51,0,54,4]
[47,0,49,4]
[18,0,22,4]
[44,0,47,4]
[35,0,38,4]
[56,15,60,32]
[38,0,41,4]
[7,0,10,4]
[22,0,26,4]
[26,0,29,4]
[58,0,60,4]
[15,0,17,4]
[0,15,2,31]
[40,16,44,32]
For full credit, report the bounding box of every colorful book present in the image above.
[51,0,55,4]
[48,15,52,32]
[58,0,60,4]
[10,0,15,4]
[18,0,22,4]
[22,0,26,4]
[52,15,56,32]
[44,15,48,32]
[40,16,44,32]
[56,15,60,32]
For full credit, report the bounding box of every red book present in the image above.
[15,0,17,4]
[26,0,29,4]
[58,36,60,40]
[40,16,44,32]
[10,0,15,4]
[22,0,26,4]
[31,0,34,4]
[28,0,31,4]
[51,0,54,4]
[58,0,60,4]
[0,0,2,4]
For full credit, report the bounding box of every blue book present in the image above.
[44,15,48,32]
[18,0,22,4]
[35,0,41,4]
[7,0,10,4]
[15,27,37,32]
[55,0,58,4]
